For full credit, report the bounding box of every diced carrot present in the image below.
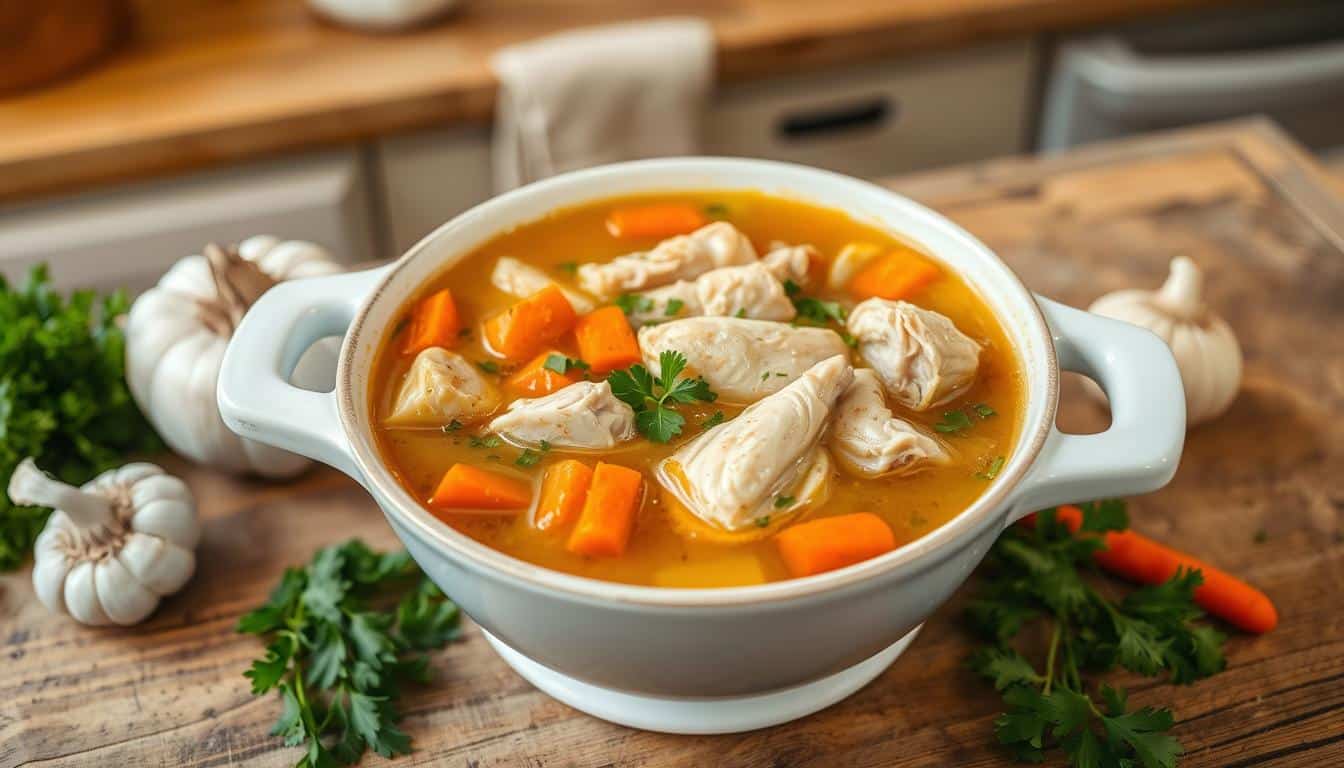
[605,204,707,239]
[483,285,577,361]
[401,288,461,355]
[429,464,532,512]
[848,250,942,301]
[505,351,582,398]
[1022,505,1278,634]
[574,306,641,374]
[535,460,594,531]
[567,463,643,557]
[775,513,897,578]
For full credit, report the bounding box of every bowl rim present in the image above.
[336,157,1059,608]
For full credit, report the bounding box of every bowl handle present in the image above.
[1005,296,1186,522]
[217,266,391,484]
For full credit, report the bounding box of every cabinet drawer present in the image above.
[707,41,1036,178]
[0,148,375,293]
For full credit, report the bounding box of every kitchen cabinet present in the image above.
[376,41,1037,255]
[0,149,376,293]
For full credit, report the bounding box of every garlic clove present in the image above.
[32,525,73,614]
[131,499,201,550]
[64,561,112,626]
[237,234,281,261]
[94,557,160,626]
[130,474,193,509]
[113,462,164,488]
[119,533,196,595]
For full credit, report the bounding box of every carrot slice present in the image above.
[848,250,941,301]
[505,351,582,398]
[567,463,643,557]
[535,460,594,531]
[1024,505,1278,634]
[574,306,641,374]
[775,513,896,578]
[605,204,707,239]
[483,285,577,361]
[429,464,531,512]
[401,288,461,355]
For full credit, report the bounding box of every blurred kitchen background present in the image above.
[3,0,1343,292]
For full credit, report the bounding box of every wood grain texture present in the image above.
[2,118,1342,767]
[0,0,1252,204]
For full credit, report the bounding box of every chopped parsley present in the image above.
[476,360,500,375]
[515,440,550,467]
[543,354,589,375]
[556,261,578,275]
[468,435,502,449]
[700,411,725,430]
[754,516,771,528]
[976,455,1005,480]
[457,327,472,339]
[935,410,975,434]
[792,297,846,326]
[615,293,654,316]
[840,330,859,349]
[608,350,718,443]
[442,420,463,433]
[704,202,729,218]
[783,278,803,297]
[773,495,796,509]
[734,308,747,318]
[966,500,1226,768]
[974,403,997,418]
[664,298,685,317]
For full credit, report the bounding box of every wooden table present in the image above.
[0,0,1250,204]
[2,118,1342,767]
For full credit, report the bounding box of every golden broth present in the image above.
[371,191,1023,587]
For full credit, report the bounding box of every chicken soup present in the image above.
[371,192,1023,587]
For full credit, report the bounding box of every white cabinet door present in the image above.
[374,126,494,258]
[0,148,376,293]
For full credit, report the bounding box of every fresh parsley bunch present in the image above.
[0,266,161,570]
[966,501,1226,768]
[239,540,461,767]
[607,350,717,443]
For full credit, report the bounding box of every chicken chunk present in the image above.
[656,356,853,532]
[577,221,757,299]
[638,317,851,404]
[488,381,637,450]
[627,261,795,326]
[830,369,951,477]
[762,244,819,287]
[846,298,980,411]
[625,281,702,326]
[490,256,595,313]
[386,348,502,427]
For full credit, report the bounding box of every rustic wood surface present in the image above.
[2,118,1342,767]
[0,0,1252,204]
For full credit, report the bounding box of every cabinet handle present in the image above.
[776,97,895,140]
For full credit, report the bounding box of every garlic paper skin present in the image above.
[126,237,341,477]
[1088,257,1242,426]
[8,458,199,626]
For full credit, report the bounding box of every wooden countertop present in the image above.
[4,119,1343,766]
[0,0,1247,205]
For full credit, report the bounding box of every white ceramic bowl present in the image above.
[218,159,1184,729]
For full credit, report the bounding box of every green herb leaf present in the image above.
[664,298,685,317]
[700,411,725,430]
[734,308,747,318]
[935,410,974,434]
[477,360,500,374]
[615,293,654,316]
[543,354,589,375]
[774,495,795,509]
[792,297,846,326]
[976,456,1005,480]
[637,407,686,444]
[469,435,502,449]
[515,440,550,467]
[974,403,997,418]
[239,540,460,764]
[755,516,771,528]
[556,261,578,275]
[442,420,463,433]
[704,203,729,218]
[608,351,717,443]
[783,279,802,297]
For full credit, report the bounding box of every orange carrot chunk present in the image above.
[1023,505,1279,634]
[535,460,594,531]
[848,250,942,301]
[430,464,532,512]
[574,306,642,374]
[605,204,707,240]
[401,288,461,355]
[775,513,897,578]
[567,463,643,557]
[483,285,577,361]
[506,351,582,398]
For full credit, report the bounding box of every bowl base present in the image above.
[481,625,922,735]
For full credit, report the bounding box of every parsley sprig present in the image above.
[967,501,1226,768]
[608,350,717,443]
[239,540,461,767]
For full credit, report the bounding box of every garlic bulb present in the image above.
[126,237,342,477]
[8,458,199,626]
[1088,256,1242,425]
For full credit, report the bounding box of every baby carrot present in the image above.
[505,350,582,398]
[574,306,642,374]
[429,464,532,512]
[534,460,594,531]
[483,284,577,360]
[567,463,643,557]
[401,288,461,355]
[605,204,707,239]
[847,250,941,301]
[775,513,897,578]
[1024,505,1278,634]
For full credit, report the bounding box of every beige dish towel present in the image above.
[491,18,715,192]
